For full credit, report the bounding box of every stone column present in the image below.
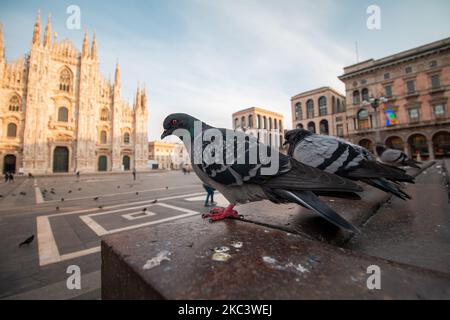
[427,140,435,160]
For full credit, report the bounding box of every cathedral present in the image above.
[0,12,149,175]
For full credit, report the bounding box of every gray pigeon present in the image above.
[284,129,414,200]
[19,235,35,247]
[375,144,421,169]
[162,113,364,233]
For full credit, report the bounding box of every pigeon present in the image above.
[375,144,421,169]
[284,129,414,200]
[0,195,3,198]
[19,235,35,247]
[94,197,99,201]
[68,190,72,194]
[56,206,60,211]
[117,186,120,189]
[161,113,364,232]
[61,198,65,202]
[20,192,27,196]
[151,199,158,204]
[98,206,103,210]
[143,207,147,212]
[50,190,56,195]
[136,192,139,196]
[78,188,82,191]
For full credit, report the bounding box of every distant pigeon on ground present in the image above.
[0,195,3,198]
[68,190,72,194]
[56,206,60,211]
[375,144,421,169]
[19,235,35,247]
[161,113,364,232]
[136,192,139,195]
[151,199,158,204]
[94,197,99,201]
[117,186,120,189]
[98,206,103,210]
[284,129,415,200]
[61,198,65,202]
[78,188,82,191]
[143,207,147,212]
[20,192,27,196]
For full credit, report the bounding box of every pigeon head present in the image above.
[161,113,200,139]
[375,144,386,155]
[283,128,313,146]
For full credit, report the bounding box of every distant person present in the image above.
[203,183,216,207]
[132,169,136,181]
[4,172,9,183]
[8,172,14,182]
[182,167,187,175]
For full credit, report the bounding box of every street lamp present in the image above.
[362,95,388,144]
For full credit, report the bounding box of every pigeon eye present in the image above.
[170,119,178,126]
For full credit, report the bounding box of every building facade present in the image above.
[339,37,450,160]
[0,13,149,174]
[291,87,347,137]
[148,141,177,170]
[232,107,284,149]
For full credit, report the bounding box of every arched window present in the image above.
[59,68,72,92]
[279,120,282,131]
[332,96,336,113]
[9,96,20,112]
[124,132,130,144]
[274,119,278,130]
[269,117,272,130]
[353,90,360,105]
[306,100,314,118]
[7,123,17,137]
[58,107,69,122]
[307,121,316,133]
[295,102,302,120]
[101,108,108,121]
[241,116,246,129]
[248,115,253,128]
[361,88,369,102]
[319,119,329,135]
[357,108,369,130]
[100,130,107,144]
[318,96,327,116]
[296,123,304,129]
[263,116,267,129]
[257,115,261,129]
[234,118,239,128]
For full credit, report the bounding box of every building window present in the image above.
[9,96,21,112]
[7,123,17,137]
[279,120,282,131]
[433,104,445,118]
[295,102,302,120]
[234,118,239,128]
[318,96,327,116]
[248,115,253,128]
[430,60,438,68]
[405,66,412,74]
[274,119,278,130]
[306,99,314,118]
[263,116,267,129]
[257,115,261,129]
[384,85,393,98]
[307,121,316,133]
[101,109,108,121]
[100,130,107,144]
[319,119,329,135]
[59,68,72,92]
[408,108,419,122]
[406,80,416,95]
[353,90,360,105]
[357,109,370,130]
[241,116,246,129]
[361,88,369,102]
[430,74,441,89]
[336,124,344,137]
[124,132,130,144]
[58,107,69,122]
[268,117,272,130]
[384,73,390,80]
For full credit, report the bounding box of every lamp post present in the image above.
[363,95,388,144]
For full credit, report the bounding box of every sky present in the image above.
[1,0,450,141]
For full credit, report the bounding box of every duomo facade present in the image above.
[0,12,149,174]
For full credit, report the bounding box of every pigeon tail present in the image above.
[361,178,411,200]
[272,189,359,233]
[404,159,422,169]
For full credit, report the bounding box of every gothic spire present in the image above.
[82,31,89,58]
[44,12,52,48]
[32,10,41,45]
[0,22,4,60]
[91,32,97,60]
[115,61,121,86]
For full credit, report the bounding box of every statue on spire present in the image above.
[32,10,41,45]
[44,13,52,48]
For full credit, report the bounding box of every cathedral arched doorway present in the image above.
[359,139,374,153]
[3,155,16,174]
[408,134,428,160]
[53,147,69,173]
[122,156,131,171]
[98,156,108,172]
[385,136,404,151]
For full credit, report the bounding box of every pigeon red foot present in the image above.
[202,204,241,222]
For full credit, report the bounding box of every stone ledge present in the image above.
[101,216,450,300]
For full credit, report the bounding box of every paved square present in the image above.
[0,171,226,299]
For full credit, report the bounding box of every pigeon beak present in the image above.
[161,130,170,140]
